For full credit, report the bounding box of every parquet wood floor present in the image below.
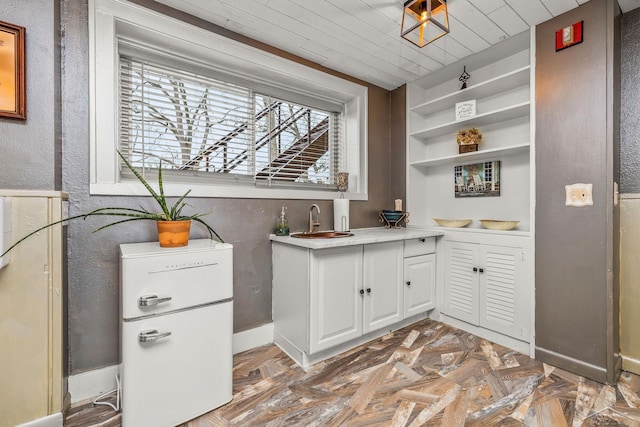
[65,319,640,426]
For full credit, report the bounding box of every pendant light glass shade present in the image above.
[401,0,450,48]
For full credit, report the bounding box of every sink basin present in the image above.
[290,231,354,239]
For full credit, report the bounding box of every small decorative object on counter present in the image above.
[334,172,350,232]
[456,127,483,154]
[337,172,349,194]
[459,65,471,90]
[379,210,409,228]
[394,199,403,211]
[275,206,289,236]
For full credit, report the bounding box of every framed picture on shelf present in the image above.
[455,99,476,121]
[454,161,500,198]
[0,20,26,120]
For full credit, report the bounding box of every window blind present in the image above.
[119,55,342,187]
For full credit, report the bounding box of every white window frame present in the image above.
[88,0,368,200]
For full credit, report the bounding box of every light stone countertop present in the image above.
[269,227,444,249]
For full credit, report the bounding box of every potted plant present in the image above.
[1,151,223,258]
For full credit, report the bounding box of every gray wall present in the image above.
[60,1,403,373]
[535,0,620,384]
[0,0,60,189]
[621,8,640,193]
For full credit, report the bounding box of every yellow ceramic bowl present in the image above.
[479,220,520,231]
[433,218,472,228]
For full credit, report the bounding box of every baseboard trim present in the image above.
[622,354,640,375]
[233,322,274,355]
[68,365,120,404]
[536,347,607,383]
[69,323,274,403]
[16,412,63,427]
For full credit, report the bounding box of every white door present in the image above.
[363,241,403,334]
[309,246,363,353]
[403,254,436,318]
[443,241,480,325]
[479,245,529,341]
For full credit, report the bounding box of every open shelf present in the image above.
[416,225,531,236]
[410,102,530,141]
[411,66,531,117]
[410,143,530,168]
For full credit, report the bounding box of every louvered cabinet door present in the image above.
[443,241,480,325]
[478,245,529,341]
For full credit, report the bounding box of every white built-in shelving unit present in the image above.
[406,30,534,234]
[406,29,536,356]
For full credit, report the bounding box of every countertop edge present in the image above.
[269,227,444,249]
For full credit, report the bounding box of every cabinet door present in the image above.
[363,241,403,334]
[443,241,480,325]
[309,246,363,353]
[403,254,436,318]
[479,245,529,341]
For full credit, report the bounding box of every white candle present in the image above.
[395,199,402,211]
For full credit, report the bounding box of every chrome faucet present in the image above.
[308,204,321,233]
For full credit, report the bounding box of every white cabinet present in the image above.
[406,30,534,232]
[404,254,436,318]
[442,239,529,342]
[272,235,436,367]
[403,237,436,318]
[363,241,403,334]
[309,246,363,353]
[310,242,403,353]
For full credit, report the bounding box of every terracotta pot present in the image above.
[157,220,191,248]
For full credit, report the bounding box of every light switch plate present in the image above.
[565,183,593,207]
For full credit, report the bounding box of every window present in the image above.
[89,0,368,200]
[120,56,342,189]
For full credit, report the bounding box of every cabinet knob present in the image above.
[473,267,478,272]
[479,268,484,273]
[419,238,426,243]
[366,288,372,294]
[359,289,365,295]
[406,281,411,286]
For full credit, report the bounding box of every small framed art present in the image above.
[455,99,476,121]
[0,20,26,120]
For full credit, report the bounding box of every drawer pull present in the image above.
[406,281,411,286]
[419,238,426,243]
[138,329,172,343]
[138,294,172,307]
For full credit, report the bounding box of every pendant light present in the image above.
[401,0,450,48]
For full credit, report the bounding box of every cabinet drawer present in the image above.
[404,237,435,257]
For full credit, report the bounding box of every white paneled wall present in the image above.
[154,0,589,89]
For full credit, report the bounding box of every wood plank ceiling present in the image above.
[155,0,639,90]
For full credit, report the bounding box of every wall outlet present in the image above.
[565,183,593,207]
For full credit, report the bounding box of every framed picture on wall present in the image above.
[0,20,26,120]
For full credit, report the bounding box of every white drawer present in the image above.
[404,237,436,257]
[120,246,232,319]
